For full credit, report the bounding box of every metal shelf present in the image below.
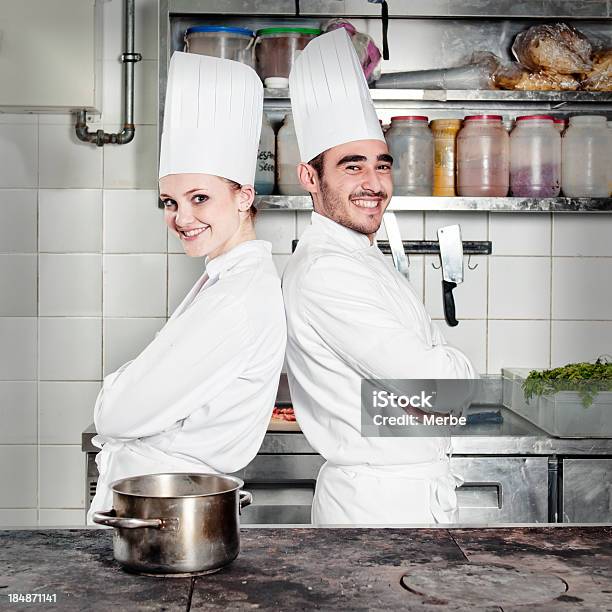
[255,196,612,212]
[265,89,612,103]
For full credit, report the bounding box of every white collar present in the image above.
[204,240,271,279]
[309,211,373,252]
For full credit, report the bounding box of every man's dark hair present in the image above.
[308,151,326,179]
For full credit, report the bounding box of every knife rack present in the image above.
[376,240,492,256]
[291,239,492,255]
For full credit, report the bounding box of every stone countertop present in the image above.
[2,527,612,610]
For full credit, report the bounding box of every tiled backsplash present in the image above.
[1,0,611,527]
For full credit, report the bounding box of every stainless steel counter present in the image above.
[81,407,612,456]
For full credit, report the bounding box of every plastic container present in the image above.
[385,116,433,196]
[457,115,509,197]
[553,118,567,134]
[503,368,612,438]
[430,119,462,196]
[264,77,289,89]
[561,115,609,198]
[276,113,307,195]
[255,113,275,196]
[510,115,561,198]
[184,26,255,67]
[255,27,320,80]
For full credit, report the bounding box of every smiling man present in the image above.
[283,29,477,526]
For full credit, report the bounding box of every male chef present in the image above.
[283,29,477,525]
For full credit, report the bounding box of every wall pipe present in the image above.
[75,0,142,146]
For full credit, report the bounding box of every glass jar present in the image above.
[254,113,275,196]
[276,113,306,196]
[430,119,462,196]
[385,116,433,196]
[561,115,609,198]
[457,115,509,197]
[553,118,567,134]
[510,115,561,198]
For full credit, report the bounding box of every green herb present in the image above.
[522,357,612,408]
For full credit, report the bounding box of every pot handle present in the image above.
[92,509,179,531]
[239,491,253,515]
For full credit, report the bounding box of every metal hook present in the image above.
[431,257,442,270]
[467,255,478,271]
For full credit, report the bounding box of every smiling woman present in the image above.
[159,173,256,259]
[87,51,286,524]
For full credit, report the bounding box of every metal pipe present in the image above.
[75,0,141,147]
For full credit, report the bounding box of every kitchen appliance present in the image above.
[92,473,252,576]
[437,224,464,326]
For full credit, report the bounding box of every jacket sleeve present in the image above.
[94,296,251,439]
[300,254,476,380]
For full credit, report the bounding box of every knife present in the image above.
[437,225,463,327]
[383,212,410,280]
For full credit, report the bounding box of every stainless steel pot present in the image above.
[92,472,252,576]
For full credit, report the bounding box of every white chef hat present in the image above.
[289,28,384,163]
[159,51,263,185]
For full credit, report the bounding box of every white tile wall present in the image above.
[103,190,166,253]
[103,124,158,189]
[103,254,167,317]
[0,382,37,444]
[488,320,551,373]
[552,258,612,320]
[377,211,425,241]
[0,124,38,188]
[39,382,101,445]
[553,215,612,257]
[103,317,165,376]
[551,321,612,367]
[39,509,86,527]
[168,254,206,314]
[39,318,102,381]
[0,509,38,527]
[488,257,551,320]
[0,254,37,316]
[39,189,102,253]
[434,319,487,374]
[489,213,551,256]
[0,190,37,252]
[39,254,102,316]
[39,446,85,508]
[0,318,37,380]
[39,124,103,189]
[0,446,37,507]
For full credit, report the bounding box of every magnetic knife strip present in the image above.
[291,239,493,255]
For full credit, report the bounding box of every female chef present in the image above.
[87,51,286,523]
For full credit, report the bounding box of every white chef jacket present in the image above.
[282,212,477,525]
[88,240,286,524]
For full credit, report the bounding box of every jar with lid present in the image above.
[255,27,321,80]
[255,113,275,196]
[457,115,509,197]
[276,113,307,195]
[553,118,567,134]
[385,116,433,196]
[561,115,609,198]
[184,26,255,67]
[510,115,560,198]
[430,119,462,196]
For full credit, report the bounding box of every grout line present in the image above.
[549,213,554,368]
